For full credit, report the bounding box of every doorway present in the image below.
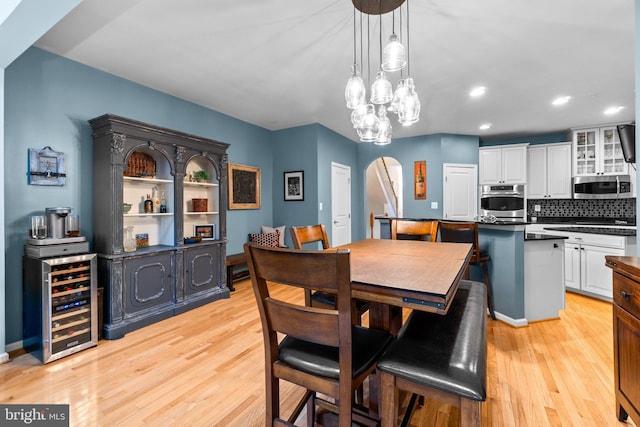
[365,157,403,238]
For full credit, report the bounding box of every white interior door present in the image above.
[331,162,351,246]
[443,163,478,221]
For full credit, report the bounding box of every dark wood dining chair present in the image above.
[439,221,496,320]
[390,219,439,242]
[290,224,369,326]
[244,243,392,427]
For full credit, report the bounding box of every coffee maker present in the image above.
[45,207,71,239]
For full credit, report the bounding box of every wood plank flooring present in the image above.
[0,280,636,427]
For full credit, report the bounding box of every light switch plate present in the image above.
[431,202,438,209]
[319,202,323,211]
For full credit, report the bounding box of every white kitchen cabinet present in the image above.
[527,142,572,199]
[573,125,628,176]
[559,232,633,300]
[479,143,528,185]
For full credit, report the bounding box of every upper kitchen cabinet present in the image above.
[479,143,528,185]
[527,142,572,199]
[573,125,628,176]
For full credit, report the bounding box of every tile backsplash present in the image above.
[527,198,636,219]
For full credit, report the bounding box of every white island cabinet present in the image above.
[524,235,566,321]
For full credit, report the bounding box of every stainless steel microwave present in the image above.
[573,175,632,199]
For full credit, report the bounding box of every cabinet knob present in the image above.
[553,243,559,248]
[622,291,631,299]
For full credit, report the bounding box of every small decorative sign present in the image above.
[28,146,66,186]
[135,233,149,248]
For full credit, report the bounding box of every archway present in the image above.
[365,157,403,238]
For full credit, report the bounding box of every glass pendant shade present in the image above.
[357,104,381,142]
[382,33,406,72]
[375,106,392,145]
[351,103,368,128]
[398,77,421,126]
[388,79,407,114]
[370,70,393,105]
[345,65,366,109]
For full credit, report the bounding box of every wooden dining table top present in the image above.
[335,239,473,314]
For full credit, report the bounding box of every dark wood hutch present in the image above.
[89,114,229,339]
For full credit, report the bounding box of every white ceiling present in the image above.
[34,0,635,142]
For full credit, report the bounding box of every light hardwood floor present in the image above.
[1,280,636,427]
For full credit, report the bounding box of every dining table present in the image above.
[334,238,473,414]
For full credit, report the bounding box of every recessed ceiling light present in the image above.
[479,123,492,130]
[552,96,572,106]
[469,86,486,97]
[604,106,624,115]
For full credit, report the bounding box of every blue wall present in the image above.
[356,133,480,238]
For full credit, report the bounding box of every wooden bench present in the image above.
[377,280,488,427]
[226,252,249,291]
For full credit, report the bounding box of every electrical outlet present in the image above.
[534,204,541,212]
[431,202,438,209]
[319,202,323,211]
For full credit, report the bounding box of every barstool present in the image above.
[439,221,496,320]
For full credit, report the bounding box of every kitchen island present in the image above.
[375,217,578,325]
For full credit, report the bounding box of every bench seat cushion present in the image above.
[377,280,487,401]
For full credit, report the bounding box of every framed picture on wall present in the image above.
[284,170,304,201]
[228,163,261,209]
[414,160,426,200]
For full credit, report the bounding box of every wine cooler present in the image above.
[23,251,98,363]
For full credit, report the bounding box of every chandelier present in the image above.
[345,0,420,145]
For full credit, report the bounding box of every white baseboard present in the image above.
[493,311,528,327]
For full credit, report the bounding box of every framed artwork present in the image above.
[414,160,426,200]
[284,170,304,201]
[28,146,66,186]
[228,163,261,209]
[194,224,216,240]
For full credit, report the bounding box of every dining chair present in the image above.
[390,219,439,242]
[244,243,392,427]
[439,221,496,320]
[290,224,369,326]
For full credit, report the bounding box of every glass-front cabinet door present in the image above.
[574,128,598,176]
[600,126,628,175]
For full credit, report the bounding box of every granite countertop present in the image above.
[544,226,636,236]
[525,233,568,241]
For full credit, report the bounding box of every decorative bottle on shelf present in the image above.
[144,193,153,213]
[123,226,136,252]
[415,164,425,199]
[160,190,167,213]
[152,186,160,213]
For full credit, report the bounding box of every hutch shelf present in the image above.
[89,114,229,339]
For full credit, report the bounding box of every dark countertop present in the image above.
[544,226,636,236]
[533,217,635,226]
[525,233,568,241]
